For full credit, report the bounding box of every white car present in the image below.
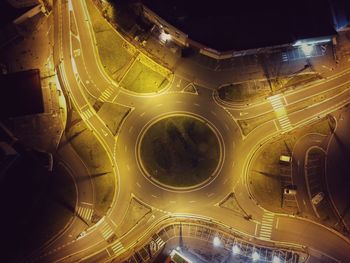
[312,192,324,205]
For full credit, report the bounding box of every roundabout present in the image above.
[137,113,223,191]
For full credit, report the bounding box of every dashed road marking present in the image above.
[100,220,114,240]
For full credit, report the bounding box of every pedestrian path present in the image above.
[268,94,292,131]
[76,205,93,222]
[99,87,114,102]
[111,240,124,254]
[259,212,275,240]
[80,108,94,121]
[100,220,114,240]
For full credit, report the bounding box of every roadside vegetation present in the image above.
[67,110,115,218]
[140,116,220,187]
[86,0,171,93]
[249,118,331,214]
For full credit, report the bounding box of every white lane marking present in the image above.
[232,162,235,168]
[224,124,229,131]
[151,194,158,198]
[211,110,217,116]
[223,178,228,185]
[156,104,163,107]
[129,126,133,133]
[207,193,214,197]
[126,164,130,171]
[194,103,200,107]
[240,112,248,116]
[189,200,196,203]
[254,223,259,236]
[176,100,182,104]
[140,112,145,117]
[101,128,108,136]
[81,201,92,205]
[100,221,114,240]
[275,218,279,229]
[136,182,141,188]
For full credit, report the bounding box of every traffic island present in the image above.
[248,119,331,214]
[138,114,223,190]
[66,110,115,218]
[86,0,172,94]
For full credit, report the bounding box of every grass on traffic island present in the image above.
[249,119,331,214]
[115,197,152,237]
[218,73,321,103]
[93,101,131,135]
[67,110,115,219]
[140,116,220,188]
[86,0,171,93]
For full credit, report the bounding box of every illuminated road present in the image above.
[28,0,350,262]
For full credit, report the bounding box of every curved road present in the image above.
[29,0,350,262]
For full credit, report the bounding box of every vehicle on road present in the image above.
[312,192,324,205]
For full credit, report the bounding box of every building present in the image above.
[140,0,337,59]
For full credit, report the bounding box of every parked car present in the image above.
[312,192,324,205]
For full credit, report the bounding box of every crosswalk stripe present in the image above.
[81,108,94,121]
[76,206,93,222]
[155,237,165,247]
[268,95,293,131]
[100,221,114,240]
[111,241,124,254]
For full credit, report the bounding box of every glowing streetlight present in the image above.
[232,245,240,254]
[301,44,313,57]
[213,236,221,247]
[252,251,260,261]
[272,256,281,263]
[159,31,172,43]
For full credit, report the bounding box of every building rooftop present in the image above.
[142,0,336,51]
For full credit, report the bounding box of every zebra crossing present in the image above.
[76,206,93,222]
[80,108,94,121]
[100,220,114,240]
[268,94,292,131]
[99,87,114,102]
[111,240,124,254]
[154,236,165,249]
[281,52,288,62]
[259,212,275,240]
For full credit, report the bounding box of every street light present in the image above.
[301,44,313,57]
[272,255,281,263]
[232,245,240,254]
[252,251,260,261]
[213,236,221,247]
